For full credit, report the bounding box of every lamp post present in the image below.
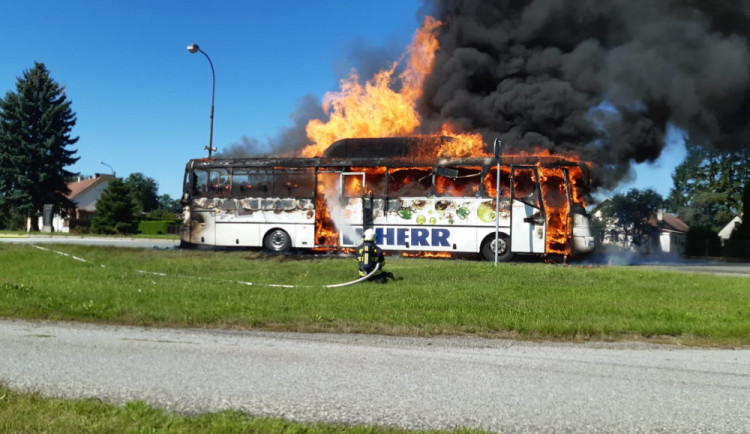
[187,43,216,158]
[493,138,501,267]
[99,160,115,177]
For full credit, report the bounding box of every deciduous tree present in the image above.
[667,135,749,233]
[157,194,182,213]
[593,188,664,250]
[124,172,159,213]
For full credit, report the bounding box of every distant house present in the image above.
[718,215,743,245]
[38,174,114,232]
[594,203,689,256]
[646,210,689,256]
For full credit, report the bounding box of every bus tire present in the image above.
[481,233,512,262]
[264,229,292,253]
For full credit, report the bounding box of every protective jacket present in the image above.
[356,241,385,277]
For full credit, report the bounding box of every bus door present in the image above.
[339,172,367,245]
[510,167,546,254]
[538,167,571,255]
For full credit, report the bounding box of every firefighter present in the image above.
[356,228,393,283]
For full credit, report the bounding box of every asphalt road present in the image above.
[1,319,748,432]
[0,234,179,249]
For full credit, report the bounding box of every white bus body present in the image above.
[180,143,595,260]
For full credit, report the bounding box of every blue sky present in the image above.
[1,0,683,201]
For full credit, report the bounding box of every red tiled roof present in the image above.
[65,174,114,200]
[647,212,689,234]
[662,213,690,233]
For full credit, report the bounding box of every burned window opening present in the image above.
[434,166,482,197]
[387,167,432,197]
[192,168,314,199]
[192,168,230,197]
[512,168,542,209]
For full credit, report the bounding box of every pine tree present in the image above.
[0,62,79,230]
[91,178,139,234]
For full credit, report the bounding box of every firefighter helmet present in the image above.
[363,228,376,242]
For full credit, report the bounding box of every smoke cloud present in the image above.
[420,0,750,188]
[219,39,404,159]
[217,94,326,158]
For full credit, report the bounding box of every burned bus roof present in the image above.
[186,155,585,169]
[323,136,446,159]
[186,137,586,169]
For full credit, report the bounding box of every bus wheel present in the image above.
[481,234,512,262]
[264,229,292,253]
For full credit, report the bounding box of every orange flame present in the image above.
[301,17,442,157]
[435,124,489,158]
[297,14,591,258]
[401,251,453,259]
[314,173,339,247]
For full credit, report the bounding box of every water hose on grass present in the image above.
[32,244,381,288]
[324,263,381,288]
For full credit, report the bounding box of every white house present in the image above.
[38,174,114,232]
[646,210,689,255]
[594,204,689,256]
[718,215,743,245]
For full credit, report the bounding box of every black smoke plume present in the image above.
[420,0,750,188]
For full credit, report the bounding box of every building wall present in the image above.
[659,231,687,255]
[718,216,742,243]
[34,179,110,232]
[73,181,110,212]
[36,214,68,232]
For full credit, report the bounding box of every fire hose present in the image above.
[32,245,382,288]
[258,263,382,288]
[324,262,381,288]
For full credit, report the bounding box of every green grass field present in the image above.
[0,385,477,434]
[2,242,748,347]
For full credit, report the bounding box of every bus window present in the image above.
[273,168,314,198]
[192,170,209,197]
[231,170,251,196]
[567,166,588,211]
[253,170,273,197]
[512,168,541,208]
[183,170,191,196]
[367,167,387,196]
[230,169,272,198]
[191,169,229,197]
[482,166,511,198]
[351,167,387,197]
[212,169,230,196]
[387,167,432,197]
[434,166,482,197]
[342,174,364,198]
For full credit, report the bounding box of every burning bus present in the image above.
[180,136,595,261]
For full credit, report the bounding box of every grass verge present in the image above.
[1,243,748,347]
[0,384,478,433]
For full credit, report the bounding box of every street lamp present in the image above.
[187,43,217,158]
[99,160,115,177]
